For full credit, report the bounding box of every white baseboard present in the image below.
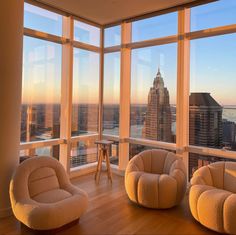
[69,162,125,179]
[110,164,125,176]
[69,162,97,179]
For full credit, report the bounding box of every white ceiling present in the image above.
[37,0,198,25]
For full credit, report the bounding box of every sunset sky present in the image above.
[22,0,236,106]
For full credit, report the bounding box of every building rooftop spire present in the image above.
[154,67,164,89]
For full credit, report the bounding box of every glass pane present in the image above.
[191,0,236,32]
[103,52,120,135]
[24,3,62,36]
[190,34,236,152]
[130,44,177,143]
[189,153,236,179]
[129,144,176,160]
[110,142,119,165]
[104,25,121,47]
[72,49,100,136]
[74,20,100,46]
[21,36,61,143]
[132,12,177,42]
[20,145,60,162]
[70,140,98,167]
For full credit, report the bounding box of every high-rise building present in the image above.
[143,68,172,142]
[189,92,223,176]
[222,119,236,150]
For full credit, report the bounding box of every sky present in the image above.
[73,48,100,104]
[22,36,62,104]
[23,0,236,106]
[103,52,120,104]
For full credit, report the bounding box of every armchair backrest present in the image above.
[10,156,69,205]
[224,162,236,193]
[191,161,236,193]
[127,149,184,175]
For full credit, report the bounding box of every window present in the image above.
[70,140,98,168]
[103,52,120,135]
[132,12,177,42]
[190,34,236,152]
[21,36,61,143]
[24,3,62,36]
[104,25,121,47]
[110,142,119,165]
[130,44,177,143]
[72,48,100,136]
[191,0,236,31]
[189,153,236,178]
[74,20,100,46]
[129,144,176,160]
[189,34,236,176]
[21,0,236,172]
[20,145,60,159]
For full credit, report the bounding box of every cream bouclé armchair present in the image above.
[190,161,236,234]
[125,149,187,209]
[9,156,88,231]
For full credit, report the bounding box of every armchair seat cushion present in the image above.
[32,189,72,203]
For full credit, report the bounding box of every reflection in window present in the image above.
[130,44,177,143]
[74,20,100,46]
[21,36,61,143]
[132,12,177,42]
[104,25,121,47]
[191,0,236,31]
[24,3,62,36]
[103,52,120,135]
[190,34,236,177]
[72,48,100,136]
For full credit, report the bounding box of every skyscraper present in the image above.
[143,68,172,142]
[222,119,236,150]
[189,92,223,176]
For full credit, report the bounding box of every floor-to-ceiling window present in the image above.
[102,25,121,165]
[21,0,236,176]
[188,0,236,177]
[128,12,178,158]
[21,3,62,159]
[71,20,100,168]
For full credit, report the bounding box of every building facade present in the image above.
[189,92,223,176]
[143,68,172,142]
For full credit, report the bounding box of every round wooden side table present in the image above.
[94,140,113,183]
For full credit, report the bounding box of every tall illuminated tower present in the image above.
[143,68,172,142]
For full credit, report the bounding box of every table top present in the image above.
[94,140,114,145]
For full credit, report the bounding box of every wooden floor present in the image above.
[0,173,218,235]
